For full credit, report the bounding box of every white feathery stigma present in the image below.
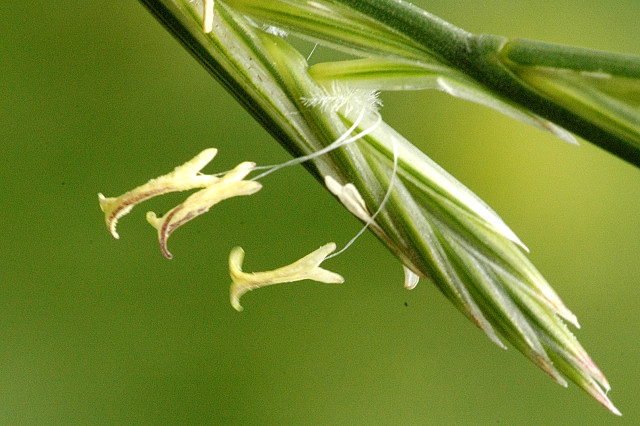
[262,25,289,38]
[302,82,382,116]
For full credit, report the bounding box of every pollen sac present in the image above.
[98,148,219,239]
[203,0,214,33]
[229,243,344,311]
[324,175,371,223]
[147,161,262,259]
[403,266,419,290]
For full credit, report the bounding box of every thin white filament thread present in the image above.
[326,134,399,260]
[307,43,319,61]
[251,107,380,181]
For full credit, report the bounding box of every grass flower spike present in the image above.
[115,0,640,414]
[229,243,344,311]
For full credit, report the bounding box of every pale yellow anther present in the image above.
[147,161,262,259]
[324,175,371,223]
[230,243,344,311]
[98,148,219,239]
[325,175,387,240]
[403,265,419,290]
[203,0,214,33]
[326,176,418,289]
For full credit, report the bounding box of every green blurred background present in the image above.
[2,0,639,423]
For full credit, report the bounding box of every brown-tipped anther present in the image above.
[146,162,261,258]
[98,148,219,240]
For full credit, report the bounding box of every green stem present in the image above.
[238,0,640,166]
[331,0,640,164]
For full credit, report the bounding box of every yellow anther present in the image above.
[229,243,344,311]
[98,148,219,239]
[147,161,261,259]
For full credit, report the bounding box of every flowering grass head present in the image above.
[109,0,640,415]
